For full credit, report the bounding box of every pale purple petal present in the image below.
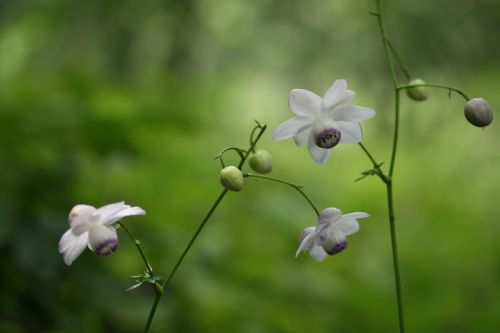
[272,116,312,141]
[338,121,362,144]
[307,135,332,164]
[331,105,375,122]
[318,208,342,226]
[88,224,119,256]
[293,127,311,147]
[103,206,146,226]
[94,201,127,222]
[295,226,316,257]
[335,212,369,236]
[322,79,347,110]
[289,89,322,116]
[309,245,328,261]
[59,229,89,265]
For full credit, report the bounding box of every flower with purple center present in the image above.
[296,207,369,261]
[58,201,145,265]
[272,79,375,164]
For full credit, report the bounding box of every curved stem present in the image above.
[118,222,154,275]
[375,0,398,87]
[244,173,320,216]
[397,83,470,101]
[389,89,401,178]
[117,222,163,333]
[161,123,267,291]
[358,143,390,183]
[387,40,411,81]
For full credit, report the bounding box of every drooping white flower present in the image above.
[272,79,375,164]
[296,207,369,261]
[58,201,145,265]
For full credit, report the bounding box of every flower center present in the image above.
[315,127,341,149]
[94,238,119,256]
[324,239,348,255]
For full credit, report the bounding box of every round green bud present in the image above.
[249,150,273,174]
[220,166,244,191]
[464,98,493,127]
[406,78,427,101]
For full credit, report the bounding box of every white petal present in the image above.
[335,212,369,236]
[94,201,127,222]
[88,224,119,256]
[338,121,362,144]
[331,105,375,122]
[318,208,343,226]
[309,245,328,261]
[272,116,312,141]
[322,79,347,110]
[289,89,322,116]
[307,135,332,164]
[68,204,96,227]
[293,127,311,147]
[59,229,89,265]
[102,206,146,226]
[295,226,316,257]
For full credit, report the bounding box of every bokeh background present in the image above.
[1,0,499,332]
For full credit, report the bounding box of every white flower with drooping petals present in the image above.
[296,207,369,261]
[58,201,145,265]
[272,79,375,164]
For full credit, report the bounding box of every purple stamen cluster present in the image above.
[95,239,119,256]
[325,239,348,255]
[315,128,341,149]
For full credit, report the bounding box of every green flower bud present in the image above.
[406,78,427,101]
[249,150,273,174]
[464,98,493,128]
[220,166,244,191]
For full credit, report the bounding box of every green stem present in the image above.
[358,143,390,183]
[386,181,405,333]
[375,0,398,88]
[387,40,411,81]
[118,222,154,276]
[397,83,470,101]
[244,173,320,216]
[117,222,163,333]
[389,89,400,178]
[373,1,405,332]
[161,124,267,291]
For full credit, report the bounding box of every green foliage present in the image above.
[0,0,499,332]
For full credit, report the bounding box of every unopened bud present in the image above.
[464,98,493,127]
[220,166,244,191]
[406,78,427,101]
[249,150,273,174]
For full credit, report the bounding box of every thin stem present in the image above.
[358,143,390,184]
[387,40,411,81]
[375,0,398,87]
[244,173,320,216]
[397,83,470,101]
[386,181,405,333]
[161,188,228,289]
[117,222,163,333]
[162,123,267,290]
[389,89,400,178]
[118,222,154,276]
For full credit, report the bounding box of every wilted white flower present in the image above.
[272,79,375,164]
[296,207,369,261]
[58,201,145,265]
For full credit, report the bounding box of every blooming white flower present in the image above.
[296,207,369,261]
[58,201,145,265]
[272,79,375,164]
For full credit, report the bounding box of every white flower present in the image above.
[296,207,369,261]
[58,201,145,265]
[272,79,375,164]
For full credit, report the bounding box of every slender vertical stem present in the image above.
[373,1,406,332]
[119,222,154,276]
[386,181,405,333]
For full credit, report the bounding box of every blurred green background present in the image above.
[1,0,499,332]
